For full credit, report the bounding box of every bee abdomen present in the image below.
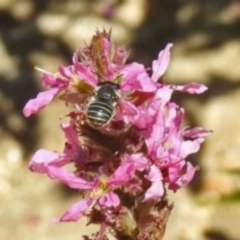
[87,101,114,127]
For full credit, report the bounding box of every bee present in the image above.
[60,75,138,129]
[86,81,119,128]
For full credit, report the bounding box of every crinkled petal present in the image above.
[58,65,74,78]
[184,127,212,138]
[151,43,173,82]
[124,153,149,171]
[175,82,208,94]
[112,47,129,65]
[137,72,157,92]
[144,165,164,201]
[176,162,196,187]
[61,123,79,150]
[23,88,59,117]
[98,192,120,207]
[61,123,85,164]
[72,51,97,87]
[169,162,196,191]
[47,166,98,190]
[119,62,149,91]
[144,122,165,155]
[154,85,173,104]
[54,197,94,222]
[180,138,205,158]
[108,163,135,186]
[41,73,59,87]
[29,149,69,173]
[146,125,164,154]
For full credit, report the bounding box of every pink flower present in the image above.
[53,162,135,222]
[29,122,86,174]
[144,101,211,191]
[23,30,212,239]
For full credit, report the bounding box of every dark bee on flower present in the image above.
[86,81,119,128]
[60,74,138,129]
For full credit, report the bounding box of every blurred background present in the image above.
[0,0,240,239]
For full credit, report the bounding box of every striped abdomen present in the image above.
[87,101,114,128]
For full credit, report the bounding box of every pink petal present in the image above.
[184,127,212,138]
[41,73,60,87]
[137,72,157,92]
[108,163,135,186]
[144,165,164,201]
[180,138,205,158]
[29,149,69,173]
[119,62,149,91]
[151,43,173,82]
[176,162,196,187]
[72,51,97,87]
[155,85,173,104]
[47,166,98,190]
[169,162,196,191]
[124,153,149,171]
[23,88,59,117]
[144,123,165,155]
[58,65,74,78]
[61,123,85,164]
[98,192,120,207]
[174,82,208,94]
[112,47,129,65]
[54,197,94,222]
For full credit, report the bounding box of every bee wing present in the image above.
[59,91,91,104]
[118,99,138,117]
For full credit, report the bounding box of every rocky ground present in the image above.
[0,1,240,240]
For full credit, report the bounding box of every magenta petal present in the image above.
[72,51,97,87]
[108,163,135,186]
[54,198,94,222]
[170,162,196,191]
[167,160,196,191]
[61,123,86,164]
[137,72,157,92]
[119,62,147,91]
[23,88,59,117]
[98,192,120,208]
[184,127,212,138]
[61,123,79,148]
[29,149,69,173]
[58,65,74,78]
[180,138,204,158]
[124,153,149,171]
[175,82,208,94]
[151,43,173,82]
[144,123,165,155]
[155,86,173,104]
[47,166,98,190]
[177,162,196,186]
[144,165,164,201]
[41,73,59,87]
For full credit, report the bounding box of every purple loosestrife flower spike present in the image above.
[24,30,211,240]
